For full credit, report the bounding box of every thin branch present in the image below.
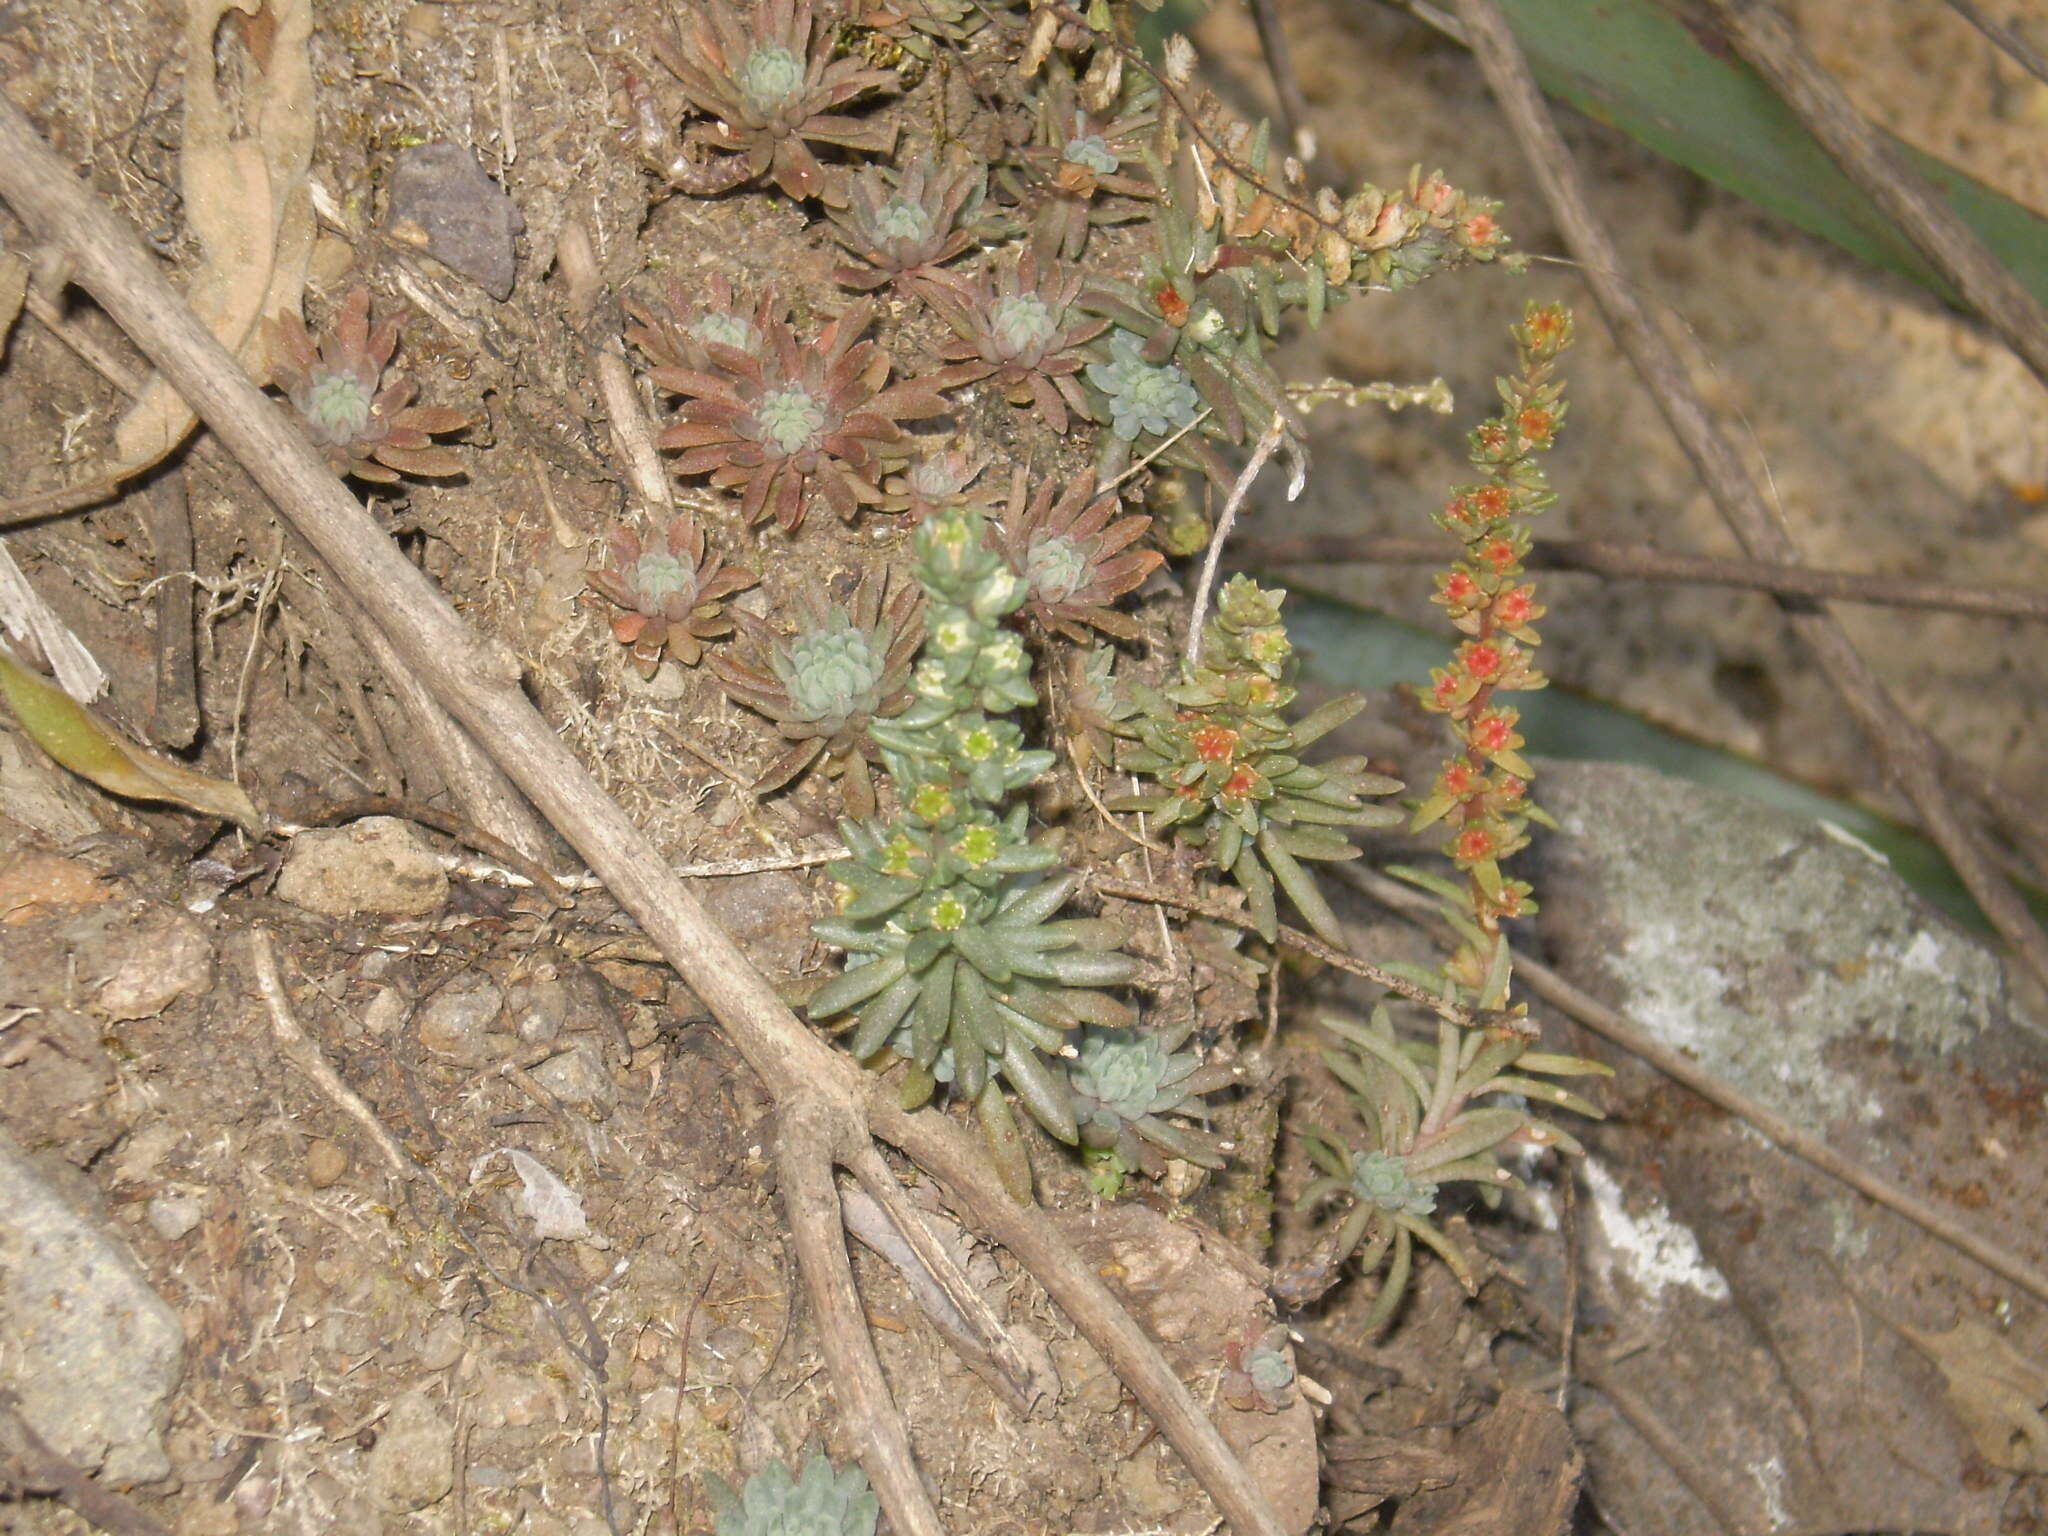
[1453,0,2048,995]
[1245,0,1318,166]
[1337,861,2048,1309]
[1238,531,2048,622]
[776,1105,943,1536]
[1186,414,1292,670]
[0,96,1286,1536]
[1704,0,2048,391]
[143,466,200,747]
[1092,872,1482,1028]
[249,927,420,1183]
[867,1095,1284,1536]
[1941,0,2048,87]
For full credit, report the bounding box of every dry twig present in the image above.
[1239,532,2048,622]
[1705,0,2048,390]
[0,97,1285,1536]
[1092,871,1482,1028]
[1453,0,2048,996]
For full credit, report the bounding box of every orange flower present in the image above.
[1191,724,1239,762]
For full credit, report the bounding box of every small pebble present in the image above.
[368,1390,454,1513]
[304,1138,349,1189]
[531,1041,616,1119]
[146,1192,205,1241]
[416,972,503,1065]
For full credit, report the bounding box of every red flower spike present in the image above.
[1417,304,1573,1007]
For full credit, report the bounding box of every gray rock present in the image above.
[1535,761,2037,1536]
[385,143,524,300]
[0,1131,184,1482]
[1539,760,2004,1126]
[368,1389,454,1513]
[417,972,503,1065]
[278,818,448,918]
[531,1040,616,1119]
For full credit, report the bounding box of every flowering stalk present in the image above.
[1403,302,1573,1011]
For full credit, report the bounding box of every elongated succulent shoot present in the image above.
[810,506,1142,1201]
[1114,577,1401,947]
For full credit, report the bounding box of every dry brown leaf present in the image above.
[115,0,313,461]
[1901,1319,2048,1474]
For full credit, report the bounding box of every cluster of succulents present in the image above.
[1400,303,1573,1008]
[987,468,1161,642]
[808,505,1144,1201]
[586,511,758,676]
[648,299,958,531]
[706,1450,878,1536]
[266,287,472,485]
[589,0,1605,1263]
[649,0,897,200]
[1273,1006,1606,1324]
[711,572,923,818]
[1113,577,1402,948]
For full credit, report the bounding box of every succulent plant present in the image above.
[987,469,1161,642]
[711,573,923,817]
[824,154,996,291]
[585,511,758,676]
[650,300,960,531]
[1001,72,1157,262]
[809,508,1143,1201]
[1066,1019,1235,1177]
[1272,1006,1607,1323]
[1077,196,1300,451]
[1113,578,1402,947]
[705,1450,878,1536]
[1083,328,1207,478]
[624,275,782,374]
[649,0,897,202]
[1220,1322,1297,1414]
[917,246,1107,434]
[265,287,472,485]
